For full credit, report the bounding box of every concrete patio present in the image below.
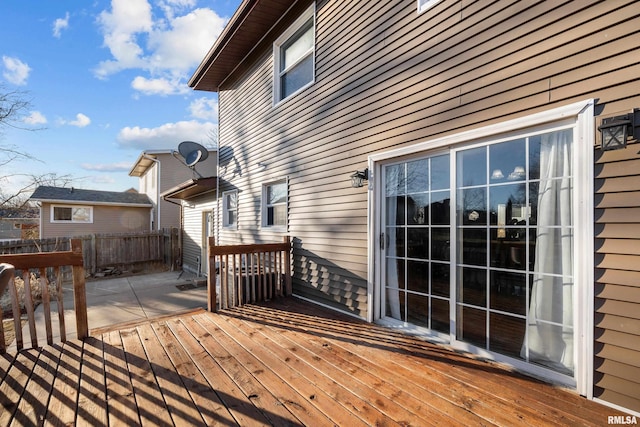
[8,270,208,350]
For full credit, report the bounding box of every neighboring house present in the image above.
[0,207,39,241]
[129,149,217,232]
[29,186,152,238]
[160,160,218,276]
[188,0,640,415]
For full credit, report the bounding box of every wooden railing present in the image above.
[0,239,88,353]
[208,236,292,312]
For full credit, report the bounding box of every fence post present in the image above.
[71,239,89,339]
[90,234,97,275]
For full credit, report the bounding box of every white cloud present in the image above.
[2,56,31,86]
[53,12,70,38]
[117,120,214,149]
[81,161,132,172]
[131,75,188,96]
[94,0,153,78]
[94,0,228,95]
[24,111,47,125]
[146,8,227,73]
[67,113,91,127]
[157,0,196,21]
[91,175,117,185]
[189,97,218,121]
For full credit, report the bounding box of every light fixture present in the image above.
[351,168,369,188]
[598,109,640,151]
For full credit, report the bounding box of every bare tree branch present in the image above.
[0,85,68,209]
[0,85,32,133]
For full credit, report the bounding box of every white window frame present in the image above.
[222,190,238,229]
[418,0,442,14]
[261,179,288,231]
[51,205,94,224]
[273,4,315,105]
[368,99,595,397]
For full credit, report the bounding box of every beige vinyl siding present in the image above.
[142,152,217,230]
[39,203,150,238]
[215,0,640,409]
[595,142,640,412]
[182,196,216,275]
[155,153,188,230]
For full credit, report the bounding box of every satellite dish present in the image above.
[178,141,209,167]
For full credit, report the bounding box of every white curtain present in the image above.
[523,129,574,374]
[386,166,402,320]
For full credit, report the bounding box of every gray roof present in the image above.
[29,186,152,206]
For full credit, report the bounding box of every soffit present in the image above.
[161,177,217,200]
[189,0,294,92]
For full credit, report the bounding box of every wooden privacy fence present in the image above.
[0,228,180,275]
[84,229,180,274]
[0,239,88,353]
[208,236,292,312]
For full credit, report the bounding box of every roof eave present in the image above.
[161,177,217,200]
[189,0,295,92]
[30,198,153,208]
[129,150,174,177]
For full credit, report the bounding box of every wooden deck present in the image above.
[0,298,623,426]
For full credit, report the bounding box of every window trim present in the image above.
[50,204,94,224]
[261,179,288,231]
[417,0,442,14]
[369,99,595,396]
[273,3,315,105]
[222,190,238,229]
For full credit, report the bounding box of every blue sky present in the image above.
[0,0,240,196]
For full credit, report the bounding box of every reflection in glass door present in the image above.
[380,128,575,377]
[383,154,451,334]
[455,130,574,375]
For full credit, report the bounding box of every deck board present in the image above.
[0,298,628,426]
[44,342,83,427]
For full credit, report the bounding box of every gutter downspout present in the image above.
[141,153,161,231]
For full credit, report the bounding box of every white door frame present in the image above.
[367,99,595,397]
[201,210,214,276]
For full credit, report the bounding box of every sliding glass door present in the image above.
[380,128,575,377]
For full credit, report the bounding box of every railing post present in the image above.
[284,236,292,296]
[0,264,15,353]
[208,236,217,312]
[71,239,89,339]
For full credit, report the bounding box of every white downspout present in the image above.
[142,154,161,231]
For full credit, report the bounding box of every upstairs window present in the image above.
[274,5,315,103]
[51,205,93,223]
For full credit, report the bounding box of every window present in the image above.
[222,190,238,228]
[418,0,441,13]
[51,205,93,223]
[274,5,315,103]
[262,180,287,229]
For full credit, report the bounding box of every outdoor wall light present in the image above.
[351,168,369,188]
[598,108,640,151]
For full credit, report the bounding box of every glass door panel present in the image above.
[383,154,451,331]
[455,131,574,375]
